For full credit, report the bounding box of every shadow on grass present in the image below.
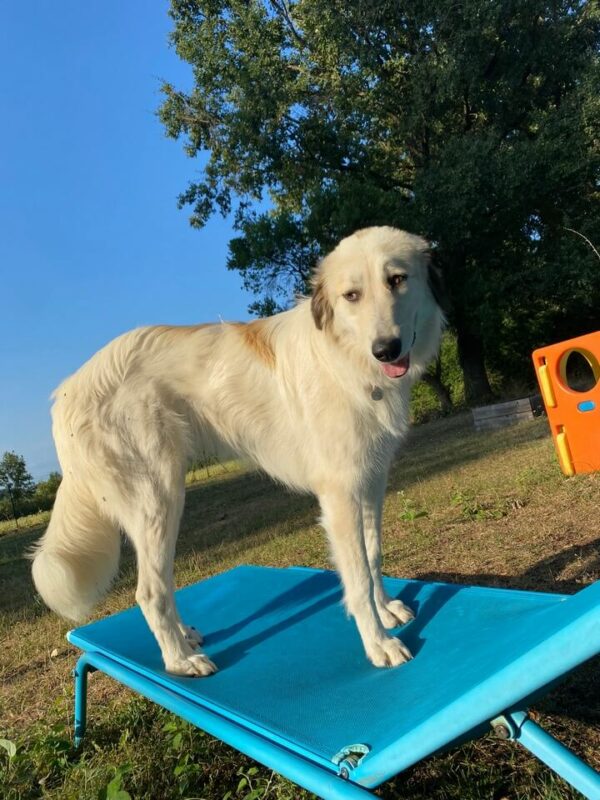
[413,537,600,732]
[389,412,551,492]
[149,414,551,570]
[178,470,316,555]
[0,414,554,626]
[0,469,320,625]
[414,535,600,594]
[0,524,48,625]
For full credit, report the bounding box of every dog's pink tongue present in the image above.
[381,354,410,378]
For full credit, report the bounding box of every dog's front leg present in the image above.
[362,474,415,629]
[319,488,412,667]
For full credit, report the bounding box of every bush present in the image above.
[410,332,464,423]
[0,472,61,522]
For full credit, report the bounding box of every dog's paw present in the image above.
[178,623,204,648]
[366,635,412,668]
[165,652,218,677]
[378,599,415,629]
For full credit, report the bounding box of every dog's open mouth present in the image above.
[381,353,410,378]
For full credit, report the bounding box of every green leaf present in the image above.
[244,790,264,800]
[171,732,183,750]
[0,739,16,758]
[106,779,131,800]
[105,768,132,800]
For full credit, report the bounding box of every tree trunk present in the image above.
[421,360,453,414]
[6,485,19,529]
[456,323,494,406]
[441,248,494,408]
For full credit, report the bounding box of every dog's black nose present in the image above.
[372,337,402,362]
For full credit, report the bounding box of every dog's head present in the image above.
[311,227,445,379]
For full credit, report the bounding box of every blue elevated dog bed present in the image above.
[68,566,600,799]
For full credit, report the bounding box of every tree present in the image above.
[160,0,600,404]
[0,451,35,525]
[34,472,62,504]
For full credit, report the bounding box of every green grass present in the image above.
[0,511,51,537]
[0,464,238,539]
[1,413,598,799]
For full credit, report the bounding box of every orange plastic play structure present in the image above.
[532,331,600,476]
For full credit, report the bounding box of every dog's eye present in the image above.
[343,290,361,303]
[389,274,408,289]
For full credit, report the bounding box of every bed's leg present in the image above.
[494,712,600,800]
[73,656,93,748]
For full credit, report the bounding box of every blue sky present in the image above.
[0,1,253,479]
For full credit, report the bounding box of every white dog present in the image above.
[32,227,444,676]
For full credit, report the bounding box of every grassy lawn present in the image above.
[0,511,51,537]
[1,413,598,799]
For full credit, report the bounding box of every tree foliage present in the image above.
[0,451,35,524]
[0,456,62,525]
[160,0,600,402]
[0,452,34,501]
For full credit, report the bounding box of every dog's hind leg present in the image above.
[319,487,412,667]
[362,472,415,629]
[122,480,216,677]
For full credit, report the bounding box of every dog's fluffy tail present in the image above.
[31,479,121,622]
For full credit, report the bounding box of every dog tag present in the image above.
[371,386,384,401]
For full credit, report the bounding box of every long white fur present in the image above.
[31,227,443,676]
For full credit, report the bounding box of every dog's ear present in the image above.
[425,248,448,312]
[311,266,334,330]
